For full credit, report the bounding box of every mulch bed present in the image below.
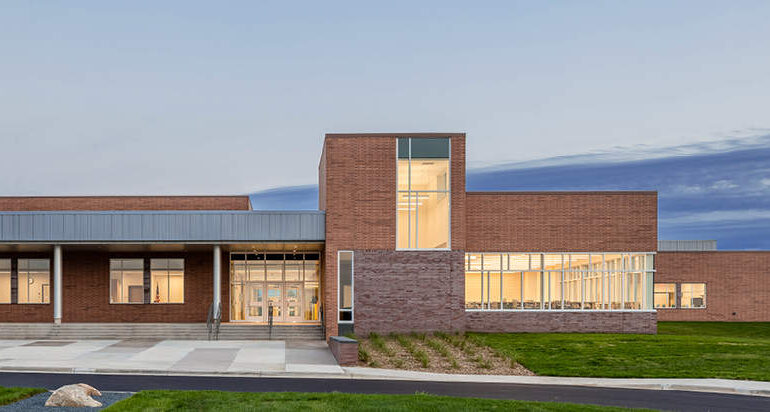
[356,332,533,376]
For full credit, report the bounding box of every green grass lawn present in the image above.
[470,321,770,381]
[105,391,647,411]
[0,386,47,406]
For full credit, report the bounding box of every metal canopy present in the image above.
[0,211,325,243]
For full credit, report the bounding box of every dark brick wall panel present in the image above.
[353,250,465,335]
[329,337,358,366]
[656,251,770,321]
[465,192,657,252]
[465,311,657,334]
[0,196,251,211]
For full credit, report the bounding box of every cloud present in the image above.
[250,132,770,250]
[661,209,770,225]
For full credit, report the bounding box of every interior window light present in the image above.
[396,137,450,249]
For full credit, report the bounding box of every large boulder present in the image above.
[45,383,102,407]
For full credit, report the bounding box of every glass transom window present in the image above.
[397,137,450,249]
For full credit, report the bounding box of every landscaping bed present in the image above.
[354,332,533,375]
[0,387,47,406]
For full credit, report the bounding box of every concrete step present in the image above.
[0,323,325,340]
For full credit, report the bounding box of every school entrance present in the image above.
[229,252,321,323]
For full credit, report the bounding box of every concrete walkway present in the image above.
[0,339,768,398]
[0,339,342,375]
[342,367,770,398]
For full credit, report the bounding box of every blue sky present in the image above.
[251,134,770,250]
[1,2,769,248]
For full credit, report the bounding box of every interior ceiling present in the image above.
[0,242,324,253]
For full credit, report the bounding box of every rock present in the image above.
[45,384,103,407]
[77,383,102,397]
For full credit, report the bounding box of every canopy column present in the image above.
[53,245,62,324]
[213,245,222,319]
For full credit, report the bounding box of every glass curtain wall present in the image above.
[465,253,654,311]
[230,253,321,322]
[397,137,450,249]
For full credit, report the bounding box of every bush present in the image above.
[395,334,430,368]
[369,332,394,356]
[358,345,371,363]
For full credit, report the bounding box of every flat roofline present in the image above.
[658,250,770,253]
[0,195,250,199]
[0,210,323,215]
[325,132,465,138]
[467,190,658,195]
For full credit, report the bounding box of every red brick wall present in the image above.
[465,311,657,334]
[465,192,658,252]
[0,249,229,323]
[319,133,466,337]
[656,251,770,321]
[0,196,251,211]
[62,250,223,323]
[353,250,465,334]
[0,252,54,322]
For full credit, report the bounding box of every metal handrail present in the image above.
[207,301,222,341]
[268,303,274,340]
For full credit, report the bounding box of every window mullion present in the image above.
[408,138,411,249]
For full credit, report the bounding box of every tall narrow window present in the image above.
[338,251,353,322]
[397,137,450,249]
[18,259,50,304]
[151,259,184,304]
[0,259,10,304]
[110,259,145,304]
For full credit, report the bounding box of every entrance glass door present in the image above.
[230,252,321,323]
[267,284,282,321]
[284,284,302,322]
[245,283,264,322]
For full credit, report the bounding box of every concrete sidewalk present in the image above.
[342,367,770,398]
[0,339,342,376]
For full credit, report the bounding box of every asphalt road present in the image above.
[0,372,768,412]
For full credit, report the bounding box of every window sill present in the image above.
[396,248,452,252]
[465,309,656,313]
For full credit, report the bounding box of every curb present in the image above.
[0,366,768,398]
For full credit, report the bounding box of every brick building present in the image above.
[0,133,766,339]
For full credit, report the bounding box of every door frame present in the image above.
[244,282,265,322]
[283,282,303,322]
